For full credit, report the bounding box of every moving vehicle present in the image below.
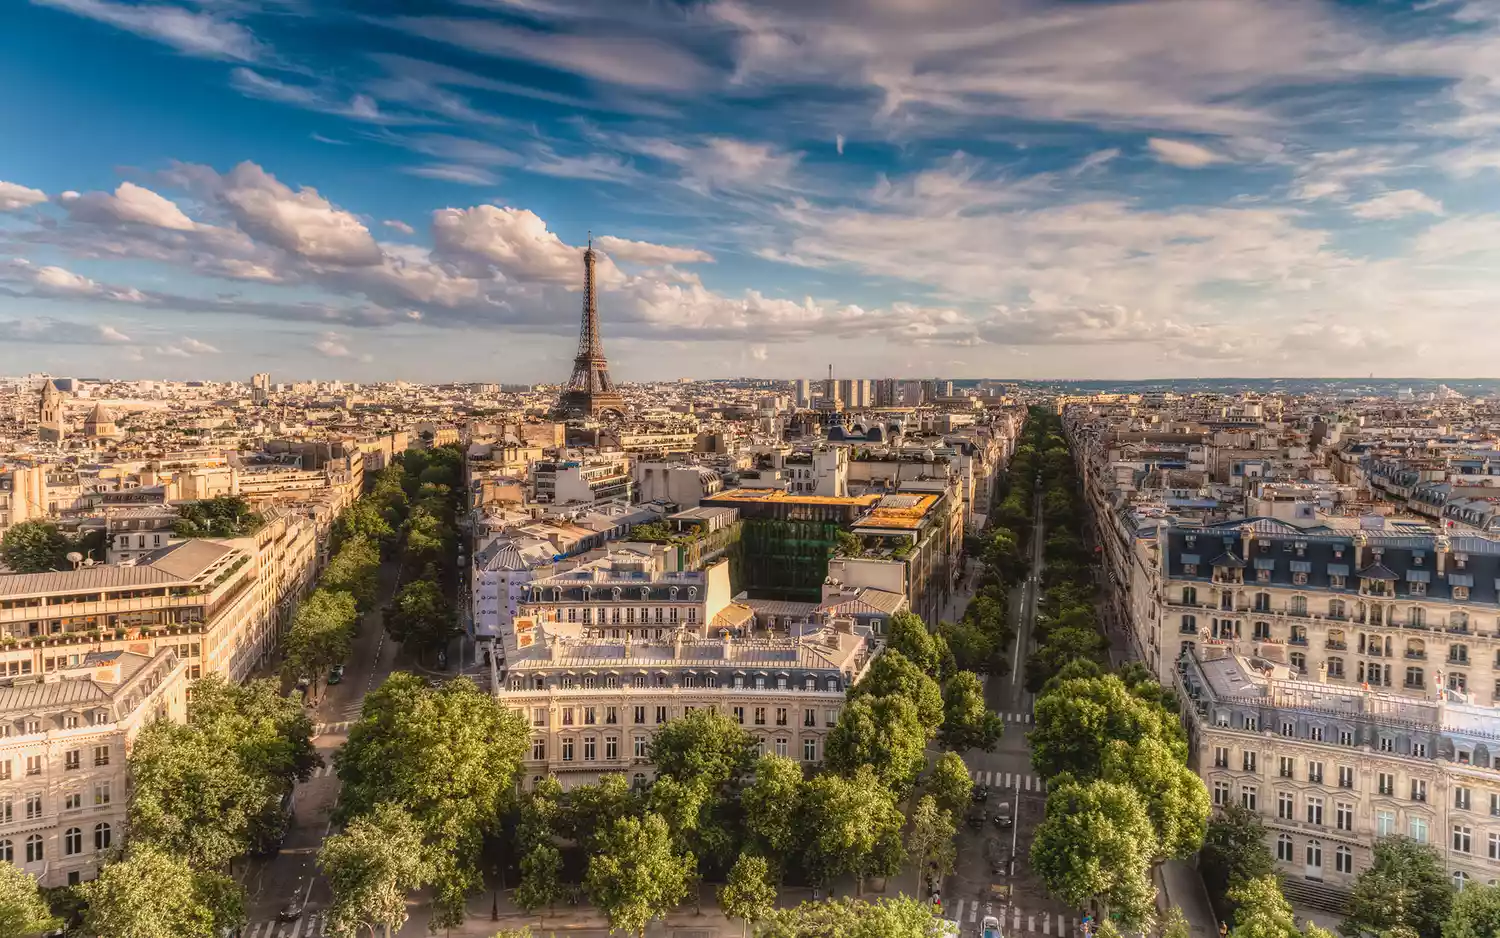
[276,900,304,923]
[994,800,1013,828]
[966,806,986,829]
[981,914,1002,938]
[972,784,990,803]
[327,664,345,685]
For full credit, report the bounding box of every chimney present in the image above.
[1352,533,1366,571]
[1435,535,1449,577]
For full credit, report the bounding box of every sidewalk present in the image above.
[1156,860,1218,938]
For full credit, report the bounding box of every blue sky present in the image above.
[3,0,1500,382]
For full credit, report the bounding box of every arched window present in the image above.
[1182,586,1197,605]
[1329,599,1346,619]
[1454,870,1470,891]
[612,587,622,600]
[64,828,82,856]
[1335,845,1353,875]
[1305,839,1322,870]
[1289,596,1307,616]
[1277,834,1294,862]
[632,773,647,789]
[1406,639,1425,659]
[1182,614,1197,635]
[1254,592,1272,612]
[24,835,42,863]
[0,841,10,864]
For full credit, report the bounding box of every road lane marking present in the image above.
[954,899,965,924]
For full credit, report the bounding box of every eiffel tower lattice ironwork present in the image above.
[558,238,625,418]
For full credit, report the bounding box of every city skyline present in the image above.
[4,0,1500,382]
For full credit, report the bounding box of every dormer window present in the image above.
[1412,553,1424,566]
[669,587,679,600]
[688,587,698,600]
[1455,553,1468,569]
[611,587,622,600]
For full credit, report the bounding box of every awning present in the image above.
[1289,561,1312,573]
[1448,573,1474,587]
[1179,554,1201,565]
[1406,570,1430,583]
[1327,564,1350,577]
[1253,558,1276,571]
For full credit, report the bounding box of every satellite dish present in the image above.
[66,552,83,570]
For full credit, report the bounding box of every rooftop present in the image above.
[708,488,880,507]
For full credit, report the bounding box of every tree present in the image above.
[850,649,943,731]
[905,796,957,880]
[1444,882,1500,938]
[1341,837,1452,938]
[800,766,906,894]
[0,863,58,937]
[1200,804,1275,904]
[1024,625,1108,692]
[567,773,641,849]
[515,842,566,916]
[1029,673,1185,782]
[283,588,358,686]
[887,612,941,675]
[173,496,262,538]
[384,576,455,655]
[319,802,428,938]
[1100,736,1209,862]
[720,852,777,938]
[334,499,395,548]
[742,754,804,863]
[823,694,929,794]
[758,896,951,938]
[938,617,1000,675]
[79,844,244,938]
[1030,778,1157,929]
[1161,907,1191,938]
[336,674,529,928]
[938,671,1004,752]
[0,520,69,573]
[584,813,692,938]
[925,751,974,817]
[322,534,381,611]
[835,529,865,557]
[649,708,757,795]
[1229,876,1300,938]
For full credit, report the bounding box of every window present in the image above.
[531,739,545,761]
[1306,797,1324,826]
[1454,870,1470,892]
[1242,751,1257,772]
[1181,615,1198,635]
[1411,779,1428,803]
[1241,785,1258,811]
[1338,766,1355,790]
[1406,667,1425,688]
[531,707,546,728]
[1328,658,1345,679]
[1308,761,1324,784]
[1380,737,1395,753]
[1291,653,1307,673]
[562,707,575,726]
[1281,721,1295,738]
[24,835,42,864]
[1376,810,1396,837]
[754,707,766,726]
[1454,825,1472,854]
[1336,802,1353,832]
[583,737,596,762]
[1339,728,1354,746]
[776,708,787,727]
[1183,586,1198,604]
[0,798,9,822]
[64,827,81,856]
[94,823,111,851]
[1456,786,1472,811]
[634,736,647,759]
[584,707,596,725]
[1378,773,1395,796]
[1244,716,1259,732]
[0,840,12,863]
[1277,834,1294,862]
[25,794,41,820]
[25,756,41,776]
[733,706,745,724]
[1306,840,1322,872]
[64,750,80,770]
[1278,791,1295,820]
[1215,747,1230,769]
[1278,756,1294,778]
[561,739,574,762]
[1213,781,1230,806]
[826,709,838,727]
[804,738,816,761]
[1410,818,1429,843]
[605,737,618,761]
[774,737,788,758]
[1335,846,1353,875]
[64,793,79,811]
[0,760,10,781]
[1489,833,1500,861]
[803,708,816,727]
[655,706,667,725]
[634,706,646,725]
[93,745,109,767]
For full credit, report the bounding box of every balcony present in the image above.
[1406,650,1426,660]
[1325,641,1347,651]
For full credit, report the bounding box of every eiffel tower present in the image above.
[557,239,626,418]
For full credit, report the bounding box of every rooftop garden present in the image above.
[172,496,265,538]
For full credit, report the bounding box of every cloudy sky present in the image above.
[3,0,1500,382]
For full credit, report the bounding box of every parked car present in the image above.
[994,801,1013,828]
[327,664,345,685]
[981,914,1002,938]
[276,901,304,923]
[966,806,986,829]
[972,784,991,803]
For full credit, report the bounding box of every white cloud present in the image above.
[313,331,353,357]
[96,324,132,343]
[0,181,47,212]
[403,164,499,186]
[156,337,219,357]
[383,219,416,235]
[595,235,713,265]
[836,134,845,155]
[57,182,197,230]
[627,136,800,194]
[0,317,132,345]
[1147,138,1227,168]
[33,0,262,60]
[431,205,603,283]
[749,343,769,361]
[1349,189,1444,220]
[217,162,383,266]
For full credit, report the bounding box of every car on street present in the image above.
[994,801,1013,828]
[327,664,345,685]
[966,806,986,829]
[982,914,1002,938]
[276,901,304,923]
[972,784,990,803]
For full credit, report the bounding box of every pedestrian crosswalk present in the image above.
[949,902,1089,937]
[970,770,1047,792]
[312,720,351,737]
[304,763,337,781]
[1000,711,1033,723]
[243,911,328,938]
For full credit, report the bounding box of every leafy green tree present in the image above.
[1029,673,1185,782]
[333,499,395,549]
[567,772,640,848]
[1444,882,1500,938]
[719,852,777,938]
[1030,778,1157,929]
[319,802,428,938]
[1229,876,1300,938]
[905,795,957,880]
[283,588,358,686]
[1101,736,1209,862]
[0,520,70,573]
[800,766,906,895]
[0,862,59,936]
[384,577,455,654]
[1341,837,1452,938]
[850,649,943,731]
[1202,802,1275,891]
[758,896,951,937]
[938,671,1004,752]
[823,694,929,793]
[584,812,692,938]
[1161,907,1192,938]
[938,617,1000,675]
[887,612,942,675]
[742,754,804,863]
[835,530,865,557]
[925,751,974,817]
[336,674,529,928]
[79,844,245,938]
[649,708,757,794]
[515,842,566,916]
[173,496,262,538]
[322,534,381,611]
[1024,625,1108,692]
